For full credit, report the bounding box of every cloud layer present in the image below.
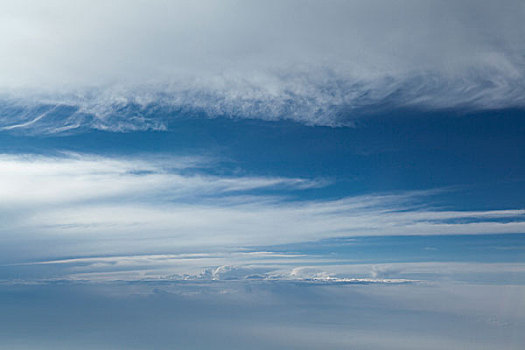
[1,0,524,130]
[1,153,523,267]
[2,280,524,350]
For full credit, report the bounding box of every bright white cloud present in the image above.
[0,153,320,206]
[0,153,523,265]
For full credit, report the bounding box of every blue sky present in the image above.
[1,111,524,282]
[0,1,524,349]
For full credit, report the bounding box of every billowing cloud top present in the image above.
[1,0,524,130]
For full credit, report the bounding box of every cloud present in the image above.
[0,153,321,206]
[0,0,524,130]
[13,249,525,284]
[1,279,524,350]
[0,153,523,267]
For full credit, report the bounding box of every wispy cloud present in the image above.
[0,153,321,206]
[0,153,523,268]
[7,249,525,285]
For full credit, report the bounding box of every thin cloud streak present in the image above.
[8,251,525,284]
[0,153,322,206]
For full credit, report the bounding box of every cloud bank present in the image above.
[1,0,524,130]
[2,280,524,350]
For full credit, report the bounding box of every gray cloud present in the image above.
[0,0,524,129]
[1,280,524,349]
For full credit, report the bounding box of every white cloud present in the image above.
[0,153,523,265]
[12,250,525,285]
[0,153,320,206]
[0,0,524,130]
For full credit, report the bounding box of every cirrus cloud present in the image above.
[0,153,523,265]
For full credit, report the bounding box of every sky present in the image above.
[0,1,524,349]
